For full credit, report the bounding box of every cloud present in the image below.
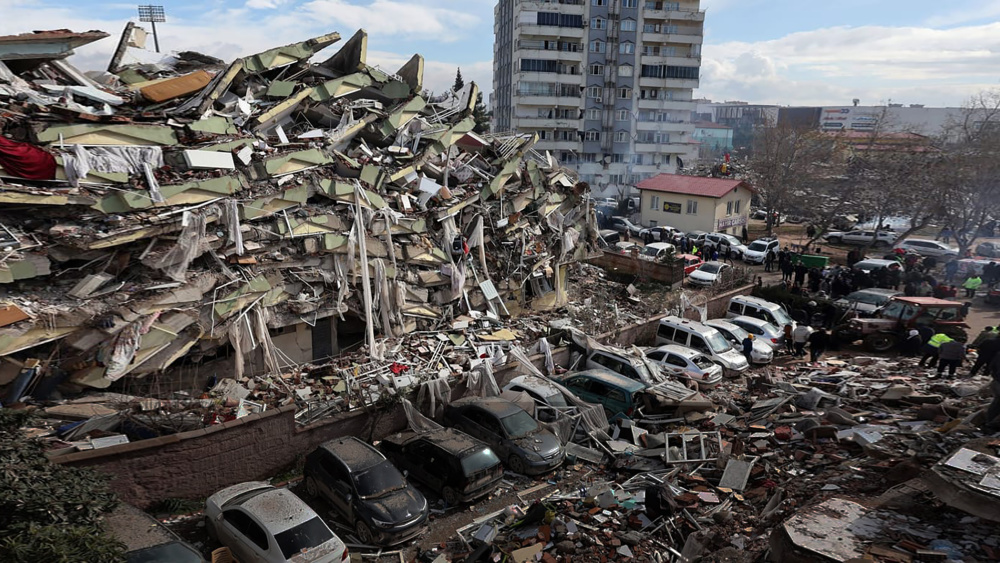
[924,0,1000,27]
[699,22,1000,107]
[301,0,479,42]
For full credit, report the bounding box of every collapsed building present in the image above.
[0,27,601,423]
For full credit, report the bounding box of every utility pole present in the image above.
[137,5,166,53]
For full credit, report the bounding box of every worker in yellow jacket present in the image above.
[918,332,953,368]
[963,274,983,298]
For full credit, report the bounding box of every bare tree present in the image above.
[741,118,833,236]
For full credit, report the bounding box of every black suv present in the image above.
[304,436,428,546]
[380,427,503,505]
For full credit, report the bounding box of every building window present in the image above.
[726,201,733,215]
[590,17,606,30]
[586,108,601,120]
[589,63,604,75]
[621,19,637,32]
[584,131,600,141]
[664,1,680,9]
[643,23,660,33]
[630,154,643,164]
[651,195,660,210]
[623,0,637,7]
[537,130,548,140]
[615,131,628,143]
[619,42,635,55]
[641,45,659,56]
[610,154,624,163]
[734,200,742,214]
[589,40,606,53]
[609,174,625,183]
[592,0,606,5]
[618,65,633,77]
[581,153,598,163]
[617,109,630,121]
[686,200,698,214]
[587,86,601,98]
[618,87,631,99]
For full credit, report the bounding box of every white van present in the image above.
[654,316,749,374]
[726,296,795,329]
[639,242,676,262]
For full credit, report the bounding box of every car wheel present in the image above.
[863,333,897,352]
[305,476,319,497]
[507,454,527,474]
[442,486,461,506]
[356,521,376,545]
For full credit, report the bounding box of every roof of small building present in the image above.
[636,174,753,198]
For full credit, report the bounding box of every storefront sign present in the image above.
[663,202,681,214]
[717,215,747,230]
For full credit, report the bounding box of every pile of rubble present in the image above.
[417,353,1000,563]
[0,26,610,440]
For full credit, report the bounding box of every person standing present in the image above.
[783,324,794,354]
[742,334,754,364]
[944,260,959,284]
[792,324,811,357]
[741,225,749,244]
[794,262,808,286]
[963,274,982,298]
[981,353,1000,432]
[901,329,923,357]
[918,332,953,368]
[970,337,1000,377]
[808,327,829,363]
[764,250,776,272]
[781,258,794,282]
[724,244,734,265]
[937,339,966,378]
[972,326,1000,348]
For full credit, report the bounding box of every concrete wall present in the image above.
[51,285,751,508]
[587,251,684,286]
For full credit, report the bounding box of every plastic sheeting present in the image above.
[466,361,501,398]
[150,211,207,281]
[402,397,444,433]
[415,377,452,420]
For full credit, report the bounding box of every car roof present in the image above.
[646,242,674,250]
[452,396,525,417]
[558,369,646,392]
[855,259,896,266]
[678,253,700,260]
[320,436,385,471]
[891,296,962,307]
[701,260,725,267]
[731,315,772,327]
[237,487,321,534]
[853,288,900,296]
[659,315,722,335]
[731,295,779,308]
[505,374,562,398]
[901,238,943,244]
[705,319,741,332]
[651,344,703,359]
[385,427,482,456]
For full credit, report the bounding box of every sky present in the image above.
[2,0,999,108]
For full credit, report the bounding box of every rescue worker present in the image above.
[937,339,967,378]
[963,274,983,298]
[742,334,754,365]
[970,337,1000,377]
[918,332,953,369]
[900,329,923,357]
[972,326,1000,348]
[792,324,811,357]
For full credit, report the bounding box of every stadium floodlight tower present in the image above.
[137,5,166,53]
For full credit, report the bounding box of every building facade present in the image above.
[636,174,752,235]
[493,0,704,197]
[692,121,733,158]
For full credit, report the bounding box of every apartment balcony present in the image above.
[520,0,586,14]
[636,98,696,111]
[513,117,582,129]
[516,25,585,40]
[532,139,581,151]
[634,142,696,154]
[641,32,704,45]
[642,8,706,22]
[639,54,702,67]
[635,121,694,133]
[512,94,582,107]
[514,71,585,86]
[516,48,585,63]
[638,76,699,89]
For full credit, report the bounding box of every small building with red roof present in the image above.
[636,174,754,236]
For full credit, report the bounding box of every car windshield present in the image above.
[706,332,733,353]
[846,291,888,305]
[460,448,501,476]
[748,242,768,251]
[769,307,793,326]
[353,461,407,499]
[698,263,721,274]
[500,410,539,438]
[641,246,662,257]
[275,517,335,560]
[720,324,748,341]
[543,390,568,408]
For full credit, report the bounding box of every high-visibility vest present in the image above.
[963,277,983,289]
[928,333,952,348]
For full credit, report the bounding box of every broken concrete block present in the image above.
[183,150,236,170]
[68,273,114,299]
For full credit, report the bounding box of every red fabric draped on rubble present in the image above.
[0,136,57,180]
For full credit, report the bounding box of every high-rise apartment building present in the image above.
[493,0,704,195]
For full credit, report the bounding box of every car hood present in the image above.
[716,349,750,370]
[290,538,345,563]
[752,341,773,356]
[689,270,718,282]
[363,486,426,524]
[513,431,562,458]
[834,299,879,313]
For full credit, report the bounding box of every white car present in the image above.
[894,238,958,258]
[639,226,681,243]
[743,238,779,264]
[640,242,676,261]
[688,261,730,287]
[852,258,900,274]
[704,319,774,364]
[824,230,897,247]
[206,482,347,563]
[706,232,748,257]
[729,316,785,347]
[644,344,723,387]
